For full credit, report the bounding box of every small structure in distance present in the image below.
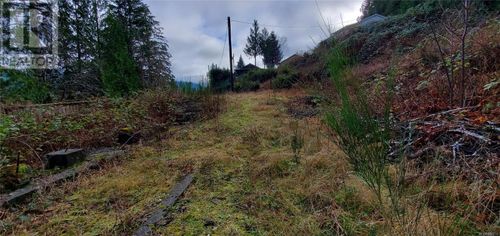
[280,53,304,67]
[359,14,387,27]
[235,63,260,78]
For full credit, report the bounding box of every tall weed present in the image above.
[324,44,392,200]
[322,43,473,235]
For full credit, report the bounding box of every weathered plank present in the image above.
[0,150,124,207]
[134,173,194,236]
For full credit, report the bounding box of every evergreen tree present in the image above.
[261,30,283,68]
[236,56,245,69]
[109,0,173,87]
[260,28,270,47]
[2,0,174,100]
[57,0,106,97]
[100,16,140,97]
[244,20,262,66]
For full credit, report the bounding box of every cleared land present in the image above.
[2,90,351,235]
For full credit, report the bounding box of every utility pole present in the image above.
[227,16,234,91]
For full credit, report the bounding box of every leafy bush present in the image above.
[0,116,18,145]
[233,68,277,92]
[0,88,223,193]
[321,44,476,235]
[235,77,260,92]
[241,68,277,83]
[208,64,231,93]
[272,66,298,89]
[0,70,52,103]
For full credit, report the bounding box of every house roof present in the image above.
[235,63,259,72]
[359,14,387,26]
[280,54,302,65]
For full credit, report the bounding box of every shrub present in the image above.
[324,45,392,195]
[272,66,298,89]
[208,65,231,93]
[235,77,260,92]
[0,70,52,103]
[241,68,277,83]
[0,88,224,193]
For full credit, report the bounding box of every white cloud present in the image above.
[144,0,363,82]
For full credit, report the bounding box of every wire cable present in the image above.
[231,19,321,29]
[231,18,358,30]
[218,26,228,66]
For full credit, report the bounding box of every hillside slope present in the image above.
[282,4,499,233]
[290,6,499,120]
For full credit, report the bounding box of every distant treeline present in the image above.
[0,0,173,103]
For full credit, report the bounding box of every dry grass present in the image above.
[1,90,497,235]
[0,145,190,234]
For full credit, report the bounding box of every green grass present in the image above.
[2,89,489,235]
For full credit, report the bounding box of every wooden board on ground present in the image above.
[0,150,125,207]
[134,173,194,236]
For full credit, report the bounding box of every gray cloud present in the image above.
[144,0,363,82]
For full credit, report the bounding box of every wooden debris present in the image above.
[449,128,492,143]
[0,150,124,207]
[134,173,194,236]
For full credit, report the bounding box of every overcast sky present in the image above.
[143,0,364,82]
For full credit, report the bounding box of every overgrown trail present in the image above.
[2,91,353,235]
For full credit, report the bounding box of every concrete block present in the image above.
[45,149,85,169]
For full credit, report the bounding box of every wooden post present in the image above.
[228,16,234,91]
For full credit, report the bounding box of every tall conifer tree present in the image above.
[244,20,262,66]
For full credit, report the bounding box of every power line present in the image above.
[231,19,321,29]
[218,26,228,66]
[231,18,358,31]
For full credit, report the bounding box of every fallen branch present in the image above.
[449,128,491,143]
[406,105,479,122]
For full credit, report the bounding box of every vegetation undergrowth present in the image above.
[235,68,277,92]
[0,146,190,234]
[0,87,223,194]
[322,44,483,235]
[272,66,299,89]
[2,90,361,235]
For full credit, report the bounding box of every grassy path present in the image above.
[155,91,352,235]
[2,91,362,235]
